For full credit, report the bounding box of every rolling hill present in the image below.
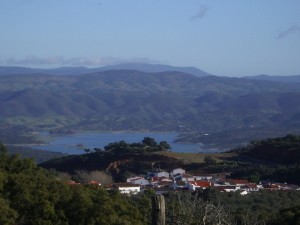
[0,67,300,146]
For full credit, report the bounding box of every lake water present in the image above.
[32,131,221,154]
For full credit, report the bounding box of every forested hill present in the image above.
[233,134,300,164]
[1,69,300,135]
[39,138,182,181]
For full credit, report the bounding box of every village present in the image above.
[67,167,300,195]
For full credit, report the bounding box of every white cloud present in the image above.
[3,56,164,66]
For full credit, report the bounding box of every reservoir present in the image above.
[32,131,221,154]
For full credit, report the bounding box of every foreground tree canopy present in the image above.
[0,143,150,225]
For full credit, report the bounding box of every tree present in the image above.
[165,192,232,225]
[204,156,217,165]
[159,141,171,150]
[273,205,300,225]
[142,137,157,147]
[84,148,91,154]
[0,197,18,225]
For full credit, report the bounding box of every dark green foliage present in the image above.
[216,134,300,185]
[206,188,300,224]
[235,134,300,164]
[0,197,18,225]
[204,156,217,165]
[272,205,300,225]
[0,144,150,225]
[104,138,170,154]
[142,137,157,147]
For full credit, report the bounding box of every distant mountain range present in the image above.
[244,74,300,83]
[0,63,300,147]
[0,63,212,77]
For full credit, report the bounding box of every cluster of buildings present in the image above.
[67,168,300,195]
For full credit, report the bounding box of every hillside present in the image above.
[40,151,183,179]
[232,134,300,164]
[39,138,180,180]
[244,74,300,83]
[0,69,300,137]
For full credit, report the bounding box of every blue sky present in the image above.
[1,0,300,76]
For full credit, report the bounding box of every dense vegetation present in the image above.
[188,134,300,185]
[102,137,171,154]
[0,143,151,225]
[234,134,300,164]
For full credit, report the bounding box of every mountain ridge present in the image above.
[0,63,212,77]
[243,74,300,83]
[0,70,300,135]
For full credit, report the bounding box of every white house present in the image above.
[180,174,195,182]
[154,171,170,178]
[114,183,141,194]
[215,186,240,192]
[171,168,185,176]
[127,176,150,186]
[192,174,213,181]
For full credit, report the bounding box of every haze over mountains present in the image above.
[0,63,300,145]
[0,63,212,77]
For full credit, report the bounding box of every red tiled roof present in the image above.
[229,179,249,185]
[189,181,212,188]
[263,184,280,189]
[247,183,258,188]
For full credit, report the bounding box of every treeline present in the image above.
[86,137,171,154]
[233,134,300,164]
